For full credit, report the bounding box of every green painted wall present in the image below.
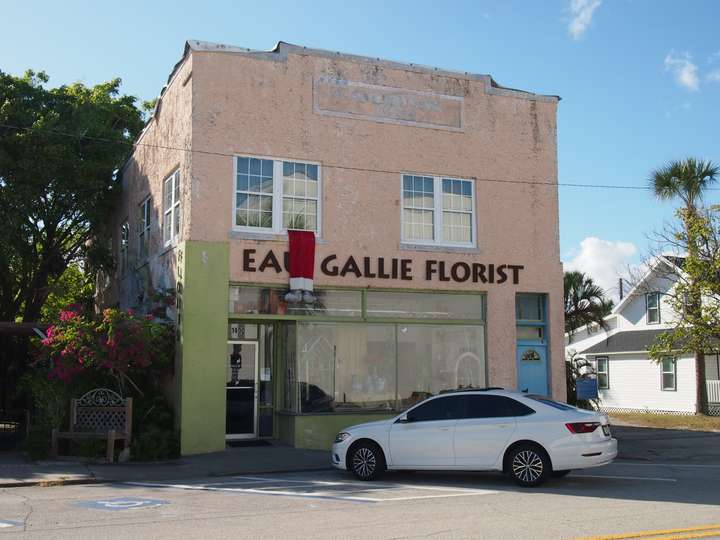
[177,240,229,455]
[292,413,395,450]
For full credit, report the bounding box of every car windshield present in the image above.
[527,395,576,411]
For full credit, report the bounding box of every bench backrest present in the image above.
[70,389,132,435]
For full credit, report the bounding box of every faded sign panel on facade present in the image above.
[314,77,463,131]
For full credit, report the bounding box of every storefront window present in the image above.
[229,286,361,317]
[283,321,486,414]
[294,323,396,413]
[365,291,484,320]
[397,325,485,410]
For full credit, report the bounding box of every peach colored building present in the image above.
[107,40,563,455]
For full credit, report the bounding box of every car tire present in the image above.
[348,441,386,481]
[551,470,572,479]
[509,444,550,487]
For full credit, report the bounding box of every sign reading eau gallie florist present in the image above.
[241,247,524,285]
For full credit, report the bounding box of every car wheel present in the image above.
[509,444,550,487]
[349,441,385,481]
[551,470,572,479]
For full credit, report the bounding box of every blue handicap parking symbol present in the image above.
[75,498,168,511]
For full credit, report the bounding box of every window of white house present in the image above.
[234,156,320,234]
[401,174,475,247]
[163,170,181,245]
[662,357,676,391]
[119,222,129,275]
[646,292,661,324]
[138,197,151,260]
[594,357,609,389]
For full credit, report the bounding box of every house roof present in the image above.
[579,329,669,355]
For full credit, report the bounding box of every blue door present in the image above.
[517,344,548,395]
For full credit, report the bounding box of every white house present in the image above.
[566,256,720,415]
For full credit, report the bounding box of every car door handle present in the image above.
[440,427,450,431]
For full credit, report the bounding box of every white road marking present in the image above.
[613,461,720,469]
[572,474,677,482]
[125,477,499,503]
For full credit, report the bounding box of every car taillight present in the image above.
[565,422,601,434]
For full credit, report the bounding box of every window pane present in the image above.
[398,325,485,410]
[403,209,434,240]
[516,325,543,340]
[597,358,608,373]
[516,294,544,322]
[663,373,675,390]
[229,287,361,317]
[662,358,674,372]
[173,173,180,203]
[237,157,249,173]
[295,323,396,412]
[598,373,609,389]
[163,212,171,243]
[463,395,517,418]
[408,396,465,422]
[366,291,484,320]
[647,293,659,309]
[174,204,181,237]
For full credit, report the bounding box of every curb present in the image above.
[0,477,100,488]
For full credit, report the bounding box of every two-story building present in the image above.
[105,40,564,455]
[567,256,720,415]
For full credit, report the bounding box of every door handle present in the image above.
[440,427,450,431]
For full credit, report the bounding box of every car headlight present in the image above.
[334,432,351,443]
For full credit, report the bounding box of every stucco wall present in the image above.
[107,55,194,311]
[187,45,564,399]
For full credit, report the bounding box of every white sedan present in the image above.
[331,389,617,487]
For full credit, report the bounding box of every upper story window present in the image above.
[163,170,181,246]
[119,222,129,275]
[234,156,320,234]
[138,197,151,261]
[646,292,661,324]
[401,174,475,247]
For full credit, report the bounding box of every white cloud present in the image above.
[568,0,602,40]
[709,51,720,64]
[708,69,720,83]
[565,237,638,301]
[664,51,700,91]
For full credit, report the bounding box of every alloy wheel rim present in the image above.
[512,450,544,483]
[352,447,376,478]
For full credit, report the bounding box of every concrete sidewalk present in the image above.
[0,442,331,488]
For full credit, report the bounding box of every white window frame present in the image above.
[232,155,322,236]
[661,356,677,391]
[400,173,476,248]
[138,197,151,261]
[646,292,661,324]
[163,170,181,247]
[119,221,129,275]
[592,356,609,389]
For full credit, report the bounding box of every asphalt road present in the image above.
[2,460,720,540]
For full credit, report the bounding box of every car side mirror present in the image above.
[396,413,410,424]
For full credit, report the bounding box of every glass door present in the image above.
[226,341,258,439]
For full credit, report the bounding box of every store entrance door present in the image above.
[226,341,258,439]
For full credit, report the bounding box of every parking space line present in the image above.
[571,474,677,482]
[124,478,499,504]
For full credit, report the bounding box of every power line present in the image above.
[0,122,704,192]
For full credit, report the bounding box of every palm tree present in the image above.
[650,157,719,414]
[564,271,614,343]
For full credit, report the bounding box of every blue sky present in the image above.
[3,0,719,297]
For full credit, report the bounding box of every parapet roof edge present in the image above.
[184,39,561,103]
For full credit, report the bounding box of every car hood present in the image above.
[345,418,394,432]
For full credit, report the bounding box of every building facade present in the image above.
[566,256,720,415]
[105,40,564,455]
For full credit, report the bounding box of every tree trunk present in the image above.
[696,350,708,415]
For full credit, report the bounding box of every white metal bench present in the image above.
[51,388,132,463]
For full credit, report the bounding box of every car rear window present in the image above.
[527,396,576,411]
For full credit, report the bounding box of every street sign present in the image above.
[75,498,168,511]
[576,378,599,400]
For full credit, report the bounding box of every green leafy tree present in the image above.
[0,70,144,322]
[648,158,719,414]
[564,270,614,342]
